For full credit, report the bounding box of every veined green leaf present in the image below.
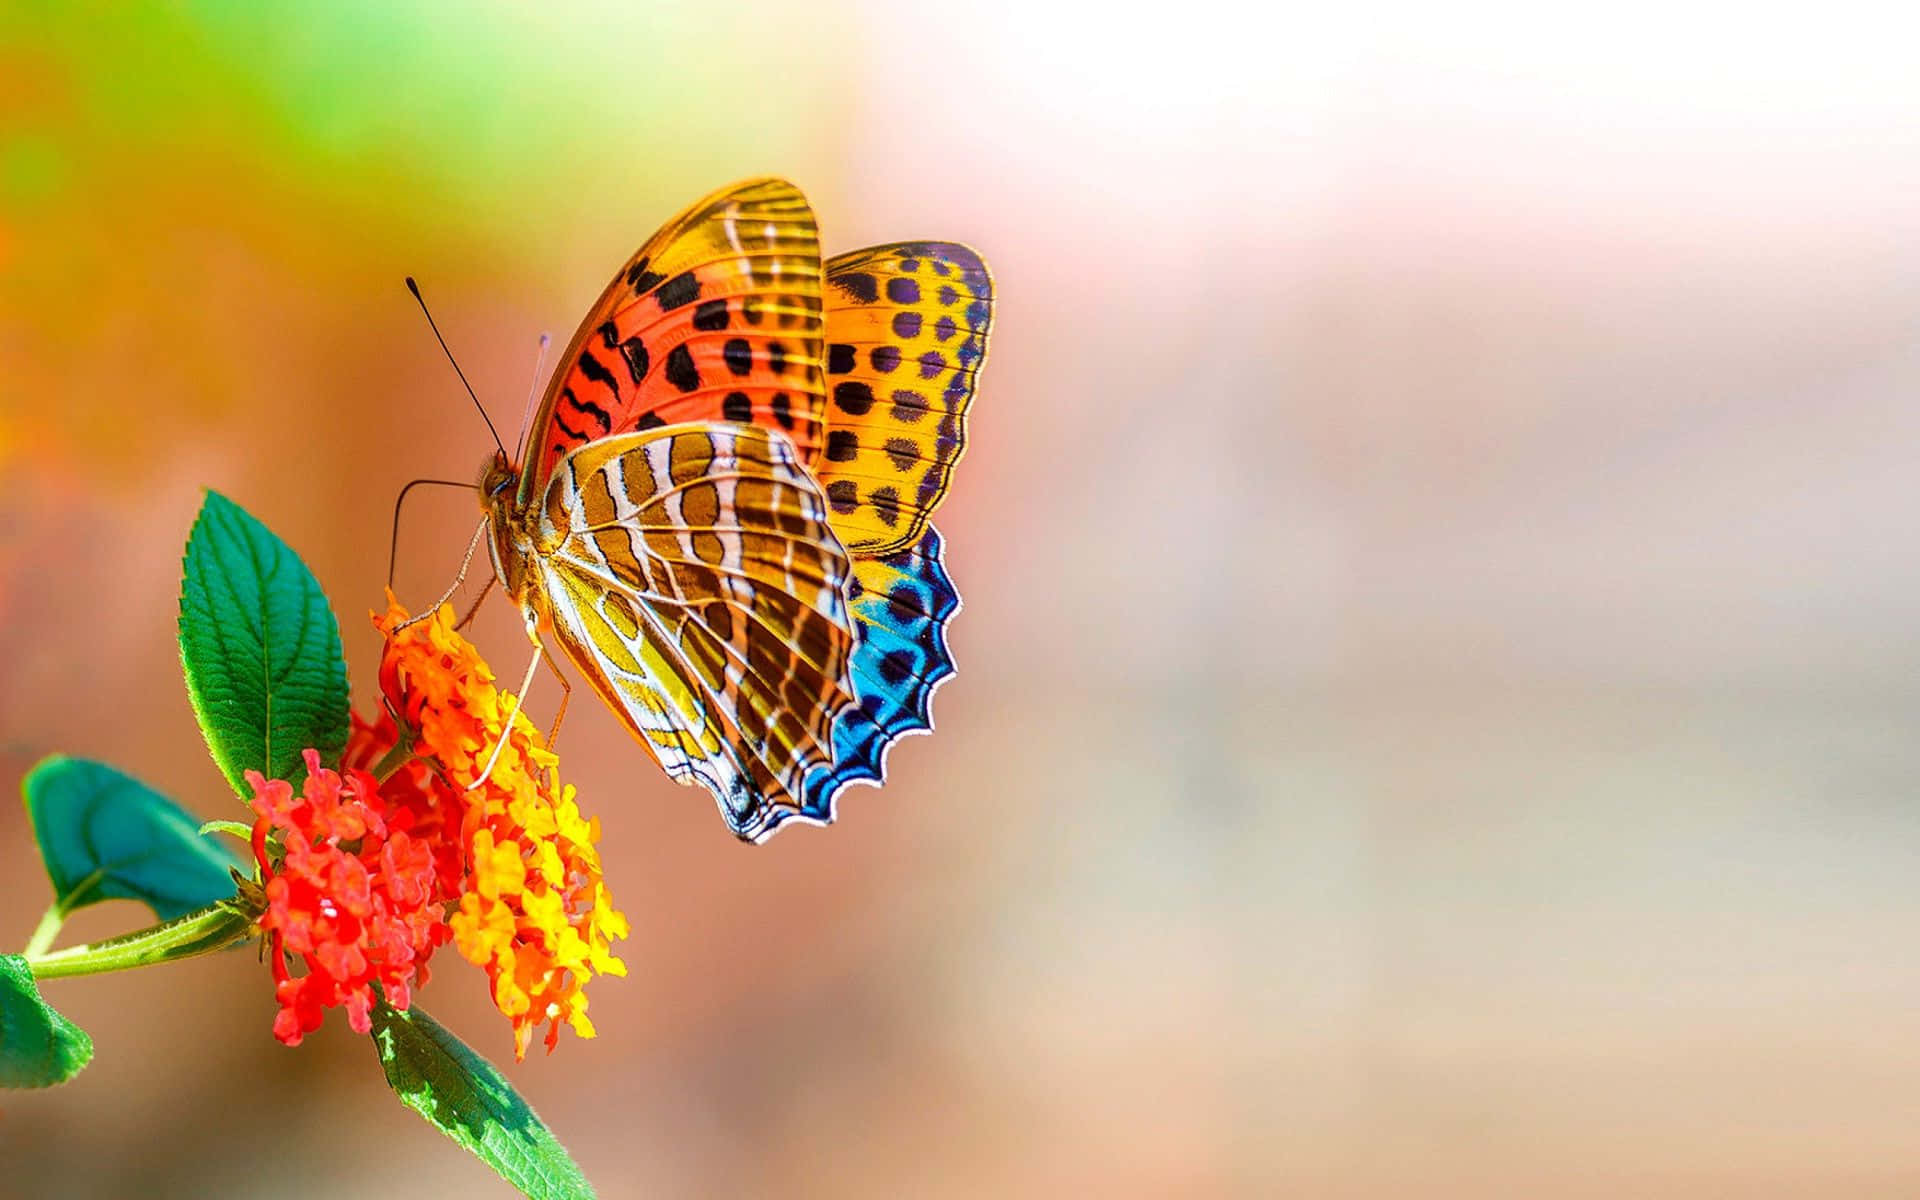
[371,1002,595,1200]
[23,756,246,921]
[0,955,91,1088]
[178,489,349,795]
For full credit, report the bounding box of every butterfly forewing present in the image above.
[817,242,993,554]
[521,178,830,504]
[529,423,861,841]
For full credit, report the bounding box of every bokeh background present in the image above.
[5,2,1920,1196]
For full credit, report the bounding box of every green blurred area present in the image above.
[0,0,843,471]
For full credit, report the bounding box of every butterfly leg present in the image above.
[455,574,497,631]
[540,640,573,748]
[466,610,544,791]
[395,517,488,633]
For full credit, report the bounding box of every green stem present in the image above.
[25,900,259,981]
[21,904,66,959]
[371,738,417,783]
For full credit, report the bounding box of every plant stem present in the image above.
[21,904,65,958]
[371,739,417,783]
[26,901,259,980]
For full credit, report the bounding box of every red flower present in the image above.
[249,749,451,1046]
[249,598,627,1058]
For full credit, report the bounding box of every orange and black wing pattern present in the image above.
[815,242,992,554]
[519,178,828,503]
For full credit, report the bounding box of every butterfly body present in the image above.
[466,179,992,841]
[479,452,536,604]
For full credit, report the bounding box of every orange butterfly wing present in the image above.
[519,177,828,504]
[815,242,993,553]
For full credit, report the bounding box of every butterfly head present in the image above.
[478,451,518,508]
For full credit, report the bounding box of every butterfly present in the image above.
[474,178,993,842]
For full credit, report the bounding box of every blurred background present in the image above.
[4,1,1920,1195]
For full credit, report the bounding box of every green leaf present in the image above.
[178,489,349,795]
[23,756,246,921]
[0,955,92,1088]
[371,1002,595,1200]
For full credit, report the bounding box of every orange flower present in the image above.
[374,595,629,1059]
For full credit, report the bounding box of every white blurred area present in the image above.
[835,4,1920,1195]
[5,2,1920,1196]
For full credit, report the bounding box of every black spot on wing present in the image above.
[878,650,915,686]
[834,381,874,415]
[884,437,918,471]
[553,399,588,444]
[664,344,700,392]
[626,257,664,292]
[693,299,730,331]
[831,272,878,304]
[888,584,926,625]
[826,430,859,462]
[890,389,928,423]
[566,389,613,434]
[656,271,700,311]
[617,335,649,383]
[577,348,620,398]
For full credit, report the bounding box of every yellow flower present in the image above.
[375,595,630,1059]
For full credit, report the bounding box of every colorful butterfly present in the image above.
[474,178,993,841]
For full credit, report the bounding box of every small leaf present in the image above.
[0,955,92,1088]
[23,757,247,921]
[371,1002,595,1200]
[178,489,349,794]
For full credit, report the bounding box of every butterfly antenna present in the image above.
[513,331,552,462]
[406,276,506,458]
[387,477,481,587]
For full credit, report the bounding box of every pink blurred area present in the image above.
[5,3,1920,1196]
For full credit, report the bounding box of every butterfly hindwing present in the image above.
[817,242,993,555]
[521,178,830,503]
[801,525,960,816]
[531,423,860,841]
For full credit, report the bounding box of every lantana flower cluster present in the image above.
[247,597,629,1058]
[249,750,449,1046]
